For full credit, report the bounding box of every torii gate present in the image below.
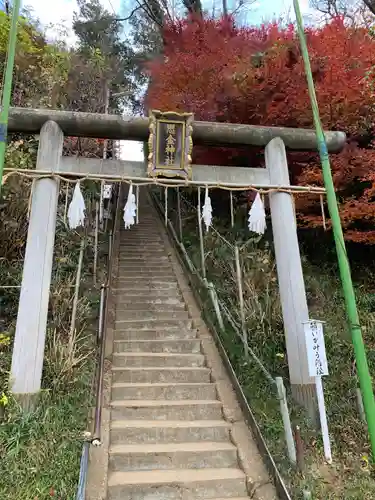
[6,107,346,414]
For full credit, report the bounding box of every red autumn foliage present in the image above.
[146,16,375,243]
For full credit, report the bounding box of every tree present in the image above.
[73,0,138,113]
[146,16,375,244]
[120,0,259,119]
[0,11,70,109]
[311,0,375,25]
[70,0,141,157]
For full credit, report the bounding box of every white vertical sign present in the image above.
[304,319,328,377]
[103,184,112,199]
[303,319,332,464]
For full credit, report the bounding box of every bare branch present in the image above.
[136,0,165,28]
[311,0,375,26]
[363,0,375,15]
[117,4,145,21]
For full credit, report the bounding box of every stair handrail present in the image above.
[75,183,123,500]
[92,182,123,445]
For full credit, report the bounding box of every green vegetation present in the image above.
[0,180,107,498]
[0,1,128,495]
[172,191,375,499]
[1,0,375,497]
[0,385,92,499]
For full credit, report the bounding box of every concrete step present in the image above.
[112,366,210,384]
[120,232,162,235]
[119,256,169,260]
[116,297,184,306]
[120,239,163,243]
[119,250,167,256]
[111,400,223,420]
[111,382,216,401]
[120,240,164,244]
[117,260,170,264]
[116,302,189,312]
[119,237,163,241]
[115,320,193,331]
[119,237,163,240]
[115,310,190,322]
[119,236,164,241]
[107,214,256,500]
[117,265,172,271]
[117,270,177,277]
[117,266,174,273]
[115,281,179,290]
[114,328,197,341]
[114,289,182,299]
[118,250,166,256]
[116,277,178,284]
[113,339,200,354]
[107,468,248,500]
[120,247,167,255]
[116,271,176,278]
[120,238,164,243]
[110,420,231,445]
[117,259,171,265]
[120,230,161,233]
[109,441,238,471]
[120,220,158,224]
[120,230,162,234]
[115,301,186,312]
[112,352,205,368]
[118,263,171,268]
[120,221,159,224]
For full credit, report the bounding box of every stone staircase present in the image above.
[92,195,277,500]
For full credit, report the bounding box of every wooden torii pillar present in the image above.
[6,108,346,411]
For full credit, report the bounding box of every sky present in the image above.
[28,0,312,40]
[253,0,311,22]
[25,0,312,160]
[26,0,122,45]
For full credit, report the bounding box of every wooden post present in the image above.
[10,121,63,410]
[266,137,317,420]
[94,201,99,284]
[177,187,183,241]
[276,377,297,464]
[234,244,248,357]
[294,425,305,472]
[197,187,206,279]
[69,239,85,341]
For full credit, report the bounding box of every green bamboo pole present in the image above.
[0,0,21,193]
[293,0,375,459]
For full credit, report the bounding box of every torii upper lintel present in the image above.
[7,107,346,153]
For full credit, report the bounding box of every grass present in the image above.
[0,174,107,499]
[2,178,374,499]
[0,385,92,499]
[173,189,375,500]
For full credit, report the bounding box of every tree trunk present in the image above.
[182,0,203,16]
